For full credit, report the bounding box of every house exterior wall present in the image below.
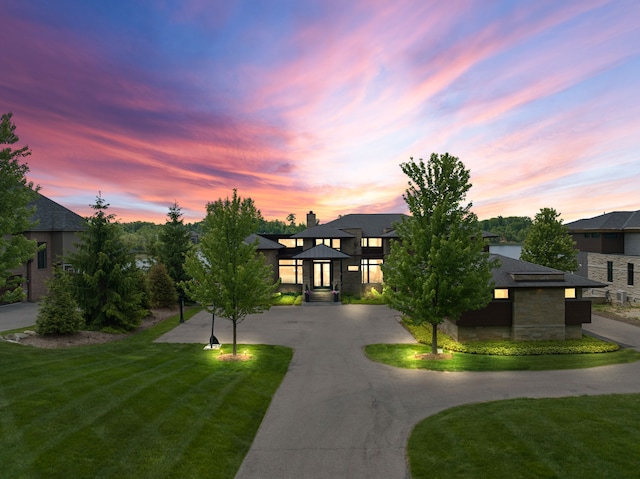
[624,233,640,256]
[512,288,566,340]
[587,252,639,303]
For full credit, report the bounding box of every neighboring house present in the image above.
[10,193,86,302]
[441,254,606,342]
[566,211,640,303]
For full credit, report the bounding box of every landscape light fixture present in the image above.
[203,307,221,350]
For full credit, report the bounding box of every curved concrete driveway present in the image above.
[155,305,640,479]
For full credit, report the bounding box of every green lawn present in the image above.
[364,343,640,371]
[408,394,640,479]
[0,309,293,479]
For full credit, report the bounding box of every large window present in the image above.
[279,238,303,248]
[37,242,47,269]
[361,237,382,247]
[628,263,634,286]
[279,259,303,284]
[607,261,613,282]
[361,259,383,283]
[316,238,341,250]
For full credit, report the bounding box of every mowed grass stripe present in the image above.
[18,346,211,457]
[1,307,292,479]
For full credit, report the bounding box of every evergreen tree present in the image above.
[36,267,84,335]
[147,262,178,308]
[182,190,279,355]
[157,202,191,291]
[520,207,578,271]
[0,112,39,303]
[383,154,496,354]
[69,195,146,331]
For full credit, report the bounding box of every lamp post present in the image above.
[205,304,221,350]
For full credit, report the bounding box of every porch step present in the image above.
[305,290,340,304]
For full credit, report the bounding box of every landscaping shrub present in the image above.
[271,292,301,305]
[404,320,619,355]
[36,267,84,335]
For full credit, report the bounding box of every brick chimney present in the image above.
[306,211,317,227]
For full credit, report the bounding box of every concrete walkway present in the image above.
[155,306,640,479]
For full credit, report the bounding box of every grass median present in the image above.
[408,393,640,479]
[0,309,293,479]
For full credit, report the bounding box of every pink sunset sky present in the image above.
[1,0,639,224]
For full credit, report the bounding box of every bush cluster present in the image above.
[404,320,620,355]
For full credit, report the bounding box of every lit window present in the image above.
[315,238,340,250]
[361,238,382,247]
[37,242,47,269]
[361,259,383,283]
[565,288,576,299]
[493,289,509,299]
[348,265,359,272]
[279,259,303,284]
[279,238,303,248]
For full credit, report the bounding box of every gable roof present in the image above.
[490,254,606,289]
[292,244,350,260]
[28,194,86,232]
[566,211,640,232]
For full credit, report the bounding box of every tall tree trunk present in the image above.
[232,319,237,356]
[431,323,438,355]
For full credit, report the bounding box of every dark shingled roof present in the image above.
[245,234,285,250]
[566,211,640,231]
[291,224,355,239]
[292,244,350,260]
[28,194,86,232]
[323,213,408,237]
[490,254,606,289]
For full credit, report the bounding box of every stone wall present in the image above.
[442,319,511,342]
[512,288,566,340]
[587,252,639,303]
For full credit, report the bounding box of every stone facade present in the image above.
[586,252,639,303]
[512,288,566,340]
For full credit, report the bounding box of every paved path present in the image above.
[155,306,640,479]
[0,302,38,332]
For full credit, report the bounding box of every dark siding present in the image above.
[457,301,512,327]
[565,300,592,325]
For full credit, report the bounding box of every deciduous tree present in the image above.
[383,153,496,354]
[0,112,39,302]
[520,207,578,271]
[182,190,279,355]
[69,195,146,331]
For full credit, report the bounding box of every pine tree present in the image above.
[69,195,146,331]
[182,190,279,355]
[147,262,178,309]
[36,267,84,335]
[0,112,39,302]
[157,202,191,293]
[521,207,578,271]
[383,154,497,354]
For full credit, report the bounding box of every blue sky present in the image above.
[1,0,638,223]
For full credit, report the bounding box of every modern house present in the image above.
[566,211,640,303]
[441,254,606,342]
[256,211,407,298]
[8,194,86,302]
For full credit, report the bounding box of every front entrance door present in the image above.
[313,261,331,288]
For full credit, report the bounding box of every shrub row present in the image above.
[404,320,620,355]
